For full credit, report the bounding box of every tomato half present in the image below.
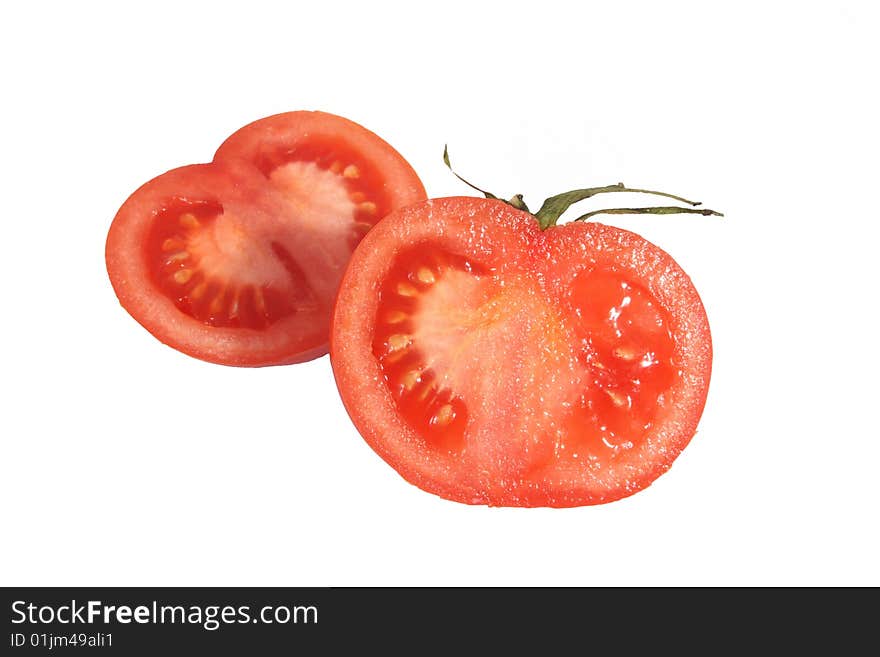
[106,111,425,366]
[330,197,712,507]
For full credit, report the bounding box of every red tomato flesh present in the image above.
[331,197,712,507]
[107,111,425,366]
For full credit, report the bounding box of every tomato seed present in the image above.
[209,291,225,315]
[253,288,267,317]
[604,389,630,408]
[228,289,240,318]
[387,334,411,352]
[613,346,638,361]
[190,281,208,299]
[397,282,418,297]
[400,369,421,391]
[179,213,199,229]
[433,404,454,426]
[385,311,408,324]
[416,267,436,285]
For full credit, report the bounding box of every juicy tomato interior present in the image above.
[372,247,492,452]
[561,269,676,457]
[372,244,677,468]
[146,200,315,329]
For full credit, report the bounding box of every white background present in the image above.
[1,1,877,586]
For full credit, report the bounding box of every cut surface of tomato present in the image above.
[331,197,712,507]
[107,111,425,366]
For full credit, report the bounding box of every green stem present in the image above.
[608,185,702,206]
[441,147,723,228]
[534,184,707,229]
[443,145,499,200]
[574,206,724,222]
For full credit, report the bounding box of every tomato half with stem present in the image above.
[106,111,425,366]
[331,192,714,507]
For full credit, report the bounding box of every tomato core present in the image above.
[252,138,391,241]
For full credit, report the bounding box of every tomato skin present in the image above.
[330,197,712,507]
[107,111,425,366]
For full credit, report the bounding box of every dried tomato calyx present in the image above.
[442,146,723,229]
